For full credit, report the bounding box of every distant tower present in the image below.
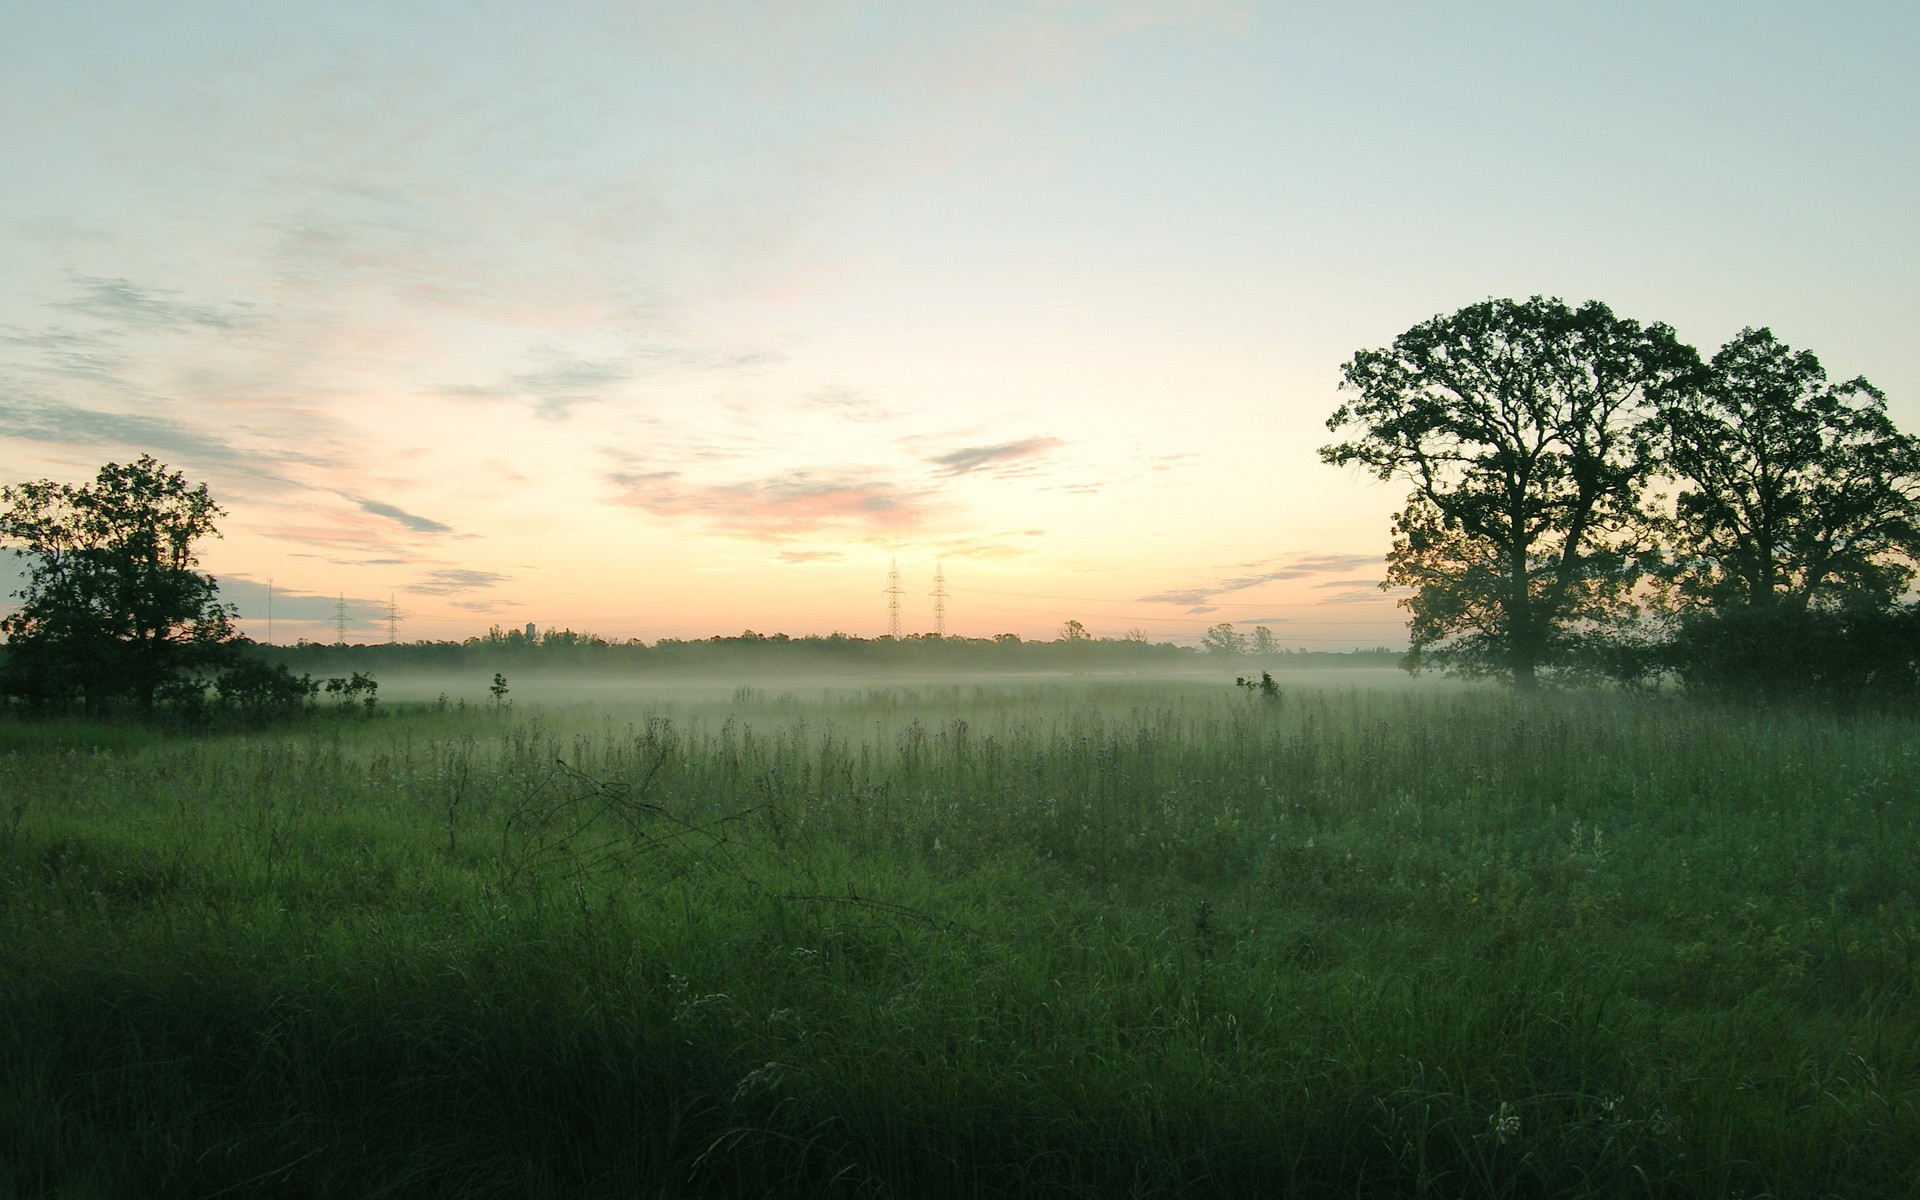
[931,563,948,638]
[266,578,274,646]
[384,594,400,644]
[332,594,350,644]
[885,558,904,639]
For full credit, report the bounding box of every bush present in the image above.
[215,658,318,721]
[1664,603,1920,707]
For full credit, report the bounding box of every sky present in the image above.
[1,1,1914,647]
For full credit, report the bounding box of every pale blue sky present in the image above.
[2,1,1913,644]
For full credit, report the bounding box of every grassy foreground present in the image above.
[1,679,1915,1198]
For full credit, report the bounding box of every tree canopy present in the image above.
[1656,326,1920,612]
[1322,297,1697,688]
[1,455,238,709]
[1325,300,1920,698]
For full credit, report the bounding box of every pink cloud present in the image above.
[607,468,929,541]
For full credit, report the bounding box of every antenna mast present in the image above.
[931,563,948,637]
[332,594,350,644]
[885,558,904,639]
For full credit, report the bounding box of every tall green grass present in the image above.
[2,681,1914,1197]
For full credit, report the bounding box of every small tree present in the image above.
[1,456,239,709]
[217,658,318,722]
[1058,619,1090,642]
[1202,622,1247,656]
[324,671,379,712]
[489,672,511,706]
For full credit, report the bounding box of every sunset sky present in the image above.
[2,1,1914,646]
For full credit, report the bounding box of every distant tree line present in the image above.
[249,624,1400,676]
[1324,297,1920,704]
[0,458,1399,721]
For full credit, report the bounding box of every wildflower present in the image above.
[1488,1101,1520,1144]
[732,1061,790,1102]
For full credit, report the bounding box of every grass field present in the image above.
[2,676,1915,1198]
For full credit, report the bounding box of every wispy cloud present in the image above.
[0,395,321,488]
[914,529,1047,561]
[214,576,383,623]
[441,343,781,420]
[439,353,632,420]
[512,355,633,420]
[411,568,511,595]
[1038,449,1194,496]
[777,549,847,564]
[607,468,928,540]
[803,385,897,424]
[1314,578,1406,605]
[928,436,1064,478]
[1140,553,1380,607]
[53,276,257,332]
[450,599,517,613]
[0,324,132,383]
[350,496,455,535]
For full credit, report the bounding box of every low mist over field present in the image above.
[3,3,1916,1197]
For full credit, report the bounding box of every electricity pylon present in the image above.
[931,563,948,637]
[384,594,400,643]
[885,558,904,639]
[332,594,350,644]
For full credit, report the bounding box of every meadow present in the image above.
[1,674,1914,1198]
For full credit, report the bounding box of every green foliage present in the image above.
[1326,303,1920,698]
[1234,670,1281,702]
[213,656,318,720]
[1663,602,1920,706]
[1201,621,1247,655]
[1656,326,1920,611]
[322,671,380,712]
[0,456,239,710]
[1323,297,1699,689]
[1,682,1913,1197]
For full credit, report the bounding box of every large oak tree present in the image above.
[1322,297,1697,688]
[1657,326,1920,612]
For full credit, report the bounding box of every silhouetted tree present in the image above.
[0,456,239,709]
[1655,327,1920,612]
[1201,622,1247,656]
[1323,297,1697,689]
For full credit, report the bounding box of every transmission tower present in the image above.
[332,594,350,644]
[931,563,948,638]
[885,558,904,639]
[265,578,273,646]
[384,594,400,644]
